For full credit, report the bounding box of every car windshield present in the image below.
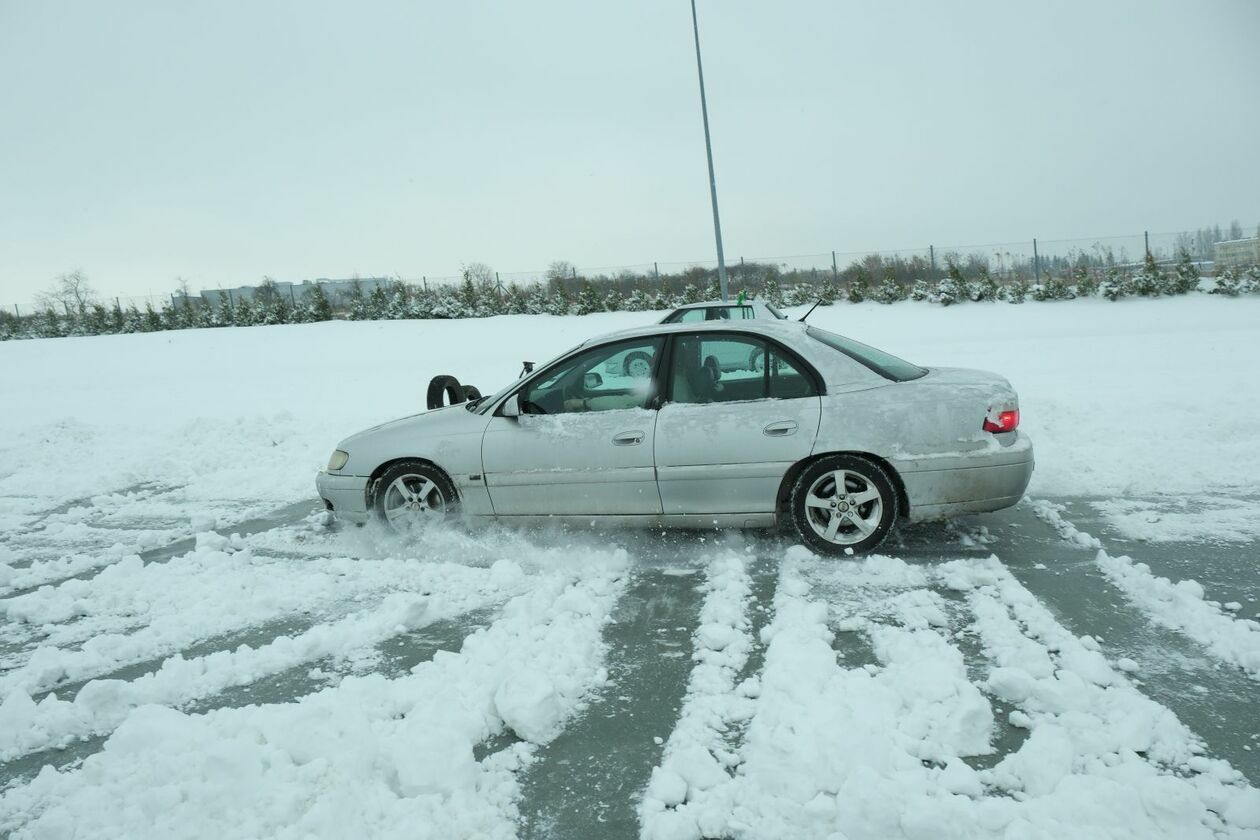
[805,326,927,382]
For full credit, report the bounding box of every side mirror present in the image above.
[584,372,604,390]
[502,393,521,418]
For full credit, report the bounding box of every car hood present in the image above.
[335,404,489,476]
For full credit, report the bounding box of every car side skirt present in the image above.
[465,513,778,530]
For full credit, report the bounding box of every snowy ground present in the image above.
[1,298,1259,838]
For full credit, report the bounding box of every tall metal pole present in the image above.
[690,0,729,301]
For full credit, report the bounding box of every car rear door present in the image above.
[654,332,822,515]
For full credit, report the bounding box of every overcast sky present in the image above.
[1,0,1257,303]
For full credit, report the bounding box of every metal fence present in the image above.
[2,226,1248,315]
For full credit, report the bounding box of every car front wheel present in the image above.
[789,454,898,555]
[372,461,458,533]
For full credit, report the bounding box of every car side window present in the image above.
[668,308,704,323]
[704,306,754,320]
[520,338,662,414]
[668,334,818,404]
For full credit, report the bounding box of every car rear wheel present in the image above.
[789,454,898,555]
[373,461,458,533]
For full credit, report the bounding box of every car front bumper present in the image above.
[895,432,1035,522]
[316,471,371,524]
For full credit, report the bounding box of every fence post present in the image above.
[423,276,428,291]
[1144,230,1150,258]
[831,251,838,281]
[1033,239,1040,282]
[226,288,234,307]
[653,262,659,284]
[929,245,936,276]
[13,304,19,316]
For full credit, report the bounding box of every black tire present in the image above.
[426,375,465,409]
[463,385,482,401]
[789,454,899,555]
[623,351,653,379]
[371,460,459,532]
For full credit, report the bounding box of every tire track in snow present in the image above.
[0,561,527,765]
[0,599,511,789]
[940,555,1259,837]
[515,555,714,840]
[0,534,476,698]
[0,553,630,839]
[0,498,318,600]
[1031,498,1260,680]
[669,548,1260,839]
[639,550,758,840]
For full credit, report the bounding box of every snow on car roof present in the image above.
[585,316,808,346]
[671,299,766,309]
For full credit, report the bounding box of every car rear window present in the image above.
[805,327,927,382]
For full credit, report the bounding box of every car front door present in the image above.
[481,337,665,516]
[654,332,822,515]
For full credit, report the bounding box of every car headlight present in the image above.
[327,449,350,471]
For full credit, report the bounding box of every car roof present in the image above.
[587,316,805,346]
[670,299,768,310]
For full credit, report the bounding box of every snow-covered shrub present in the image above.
[970,266,1000,301]
[1211,267,1242,296]
[847,268,869,303]
[909,278,931,301]
[624,288,652,311]
[761,277,785,308]
[1099,266,1128,301]
[936,262,965,306]
[1003,277,1029,303]
[874,268,906,304]
[1073,265,1099,298]
[1246,266,1260,294]
[1130,252,1163,297]
[1038,275,1074,301]
[1171,248,1200,295]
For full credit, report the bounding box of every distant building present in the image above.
[199,277,392,309]
[1213,238,1260,269]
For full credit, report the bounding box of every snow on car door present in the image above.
[654,333,821,516]
[481,337,664,516]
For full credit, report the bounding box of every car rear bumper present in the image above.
[896,432,1034,522]
[316,471,371,524]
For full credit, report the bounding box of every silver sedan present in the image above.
[316,320,1033,554]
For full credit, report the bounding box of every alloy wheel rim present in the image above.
[803,469,883,545]
[382,473,446,530]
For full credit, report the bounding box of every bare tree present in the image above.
[37,270,97,314]
[545,261,577,285]
[463,262,496,287]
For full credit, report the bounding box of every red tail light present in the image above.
[983,409,1019,433]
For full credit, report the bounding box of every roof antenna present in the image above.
[798,298,823,322]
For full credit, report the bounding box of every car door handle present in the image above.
[612,430,645,445]
[763,421,798,436]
